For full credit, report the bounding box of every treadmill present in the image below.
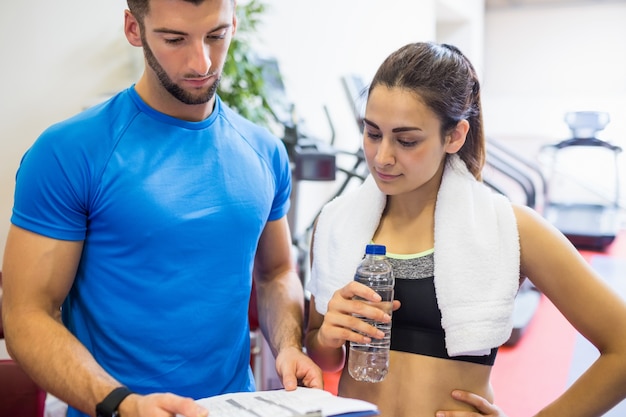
[484,138,546,347]
[542,111,623,251]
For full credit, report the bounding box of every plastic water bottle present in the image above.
[348,244,394,383]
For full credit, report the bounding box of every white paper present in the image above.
[189,387,378,417]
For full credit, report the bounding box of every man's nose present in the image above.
[188,42,211,76]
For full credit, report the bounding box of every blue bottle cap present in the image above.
[365,244,386,255]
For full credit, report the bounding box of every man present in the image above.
[1,1,323,417]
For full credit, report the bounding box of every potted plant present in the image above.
[220,0,276,127]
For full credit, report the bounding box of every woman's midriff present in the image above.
[337,350,494,417]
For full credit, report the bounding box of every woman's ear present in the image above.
[124,10,143,47]
[444,119,469,154]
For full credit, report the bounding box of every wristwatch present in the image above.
[95,386,134,417]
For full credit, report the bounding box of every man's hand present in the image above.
[275,346,324,391]
[118,392,208,417]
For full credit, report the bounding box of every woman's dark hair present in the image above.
[368,42,485,179]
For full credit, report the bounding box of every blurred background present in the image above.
[0,1,625,416]
[0,0,624,253]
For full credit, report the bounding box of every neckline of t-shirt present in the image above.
[128,85,220,130]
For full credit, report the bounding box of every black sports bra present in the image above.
[387,250,498,366]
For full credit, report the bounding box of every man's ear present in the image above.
[445,119,469,154]
[124,10,143,47]
[231,0,238,37]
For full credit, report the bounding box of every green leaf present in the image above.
[219,0,274,127]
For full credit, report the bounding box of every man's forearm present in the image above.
[5,310,122,416]
[255,271,305,357]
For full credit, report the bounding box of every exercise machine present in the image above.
[249,59,369,389]
[483,138,545,346]
[541,111,623,251]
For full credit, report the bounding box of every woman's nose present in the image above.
[375,138,395,166]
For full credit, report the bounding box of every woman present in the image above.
[304,42,626,417]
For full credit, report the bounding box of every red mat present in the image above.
[323,369,340,396]
[491,295,578,417]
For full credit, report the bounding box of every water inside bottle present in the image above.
[348,344,390,383]
[349,287,393,382]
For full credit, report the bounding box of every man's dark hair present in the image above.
[127,0,209,22]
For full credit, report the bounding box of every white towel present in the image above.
[308,154,520,356]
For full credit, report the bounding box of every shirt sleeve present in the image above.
[11,125,91,241]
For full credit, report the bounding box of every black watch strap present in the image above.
[96,386,134,417]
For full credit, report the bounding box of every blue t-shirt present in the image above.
[11,87,291,412]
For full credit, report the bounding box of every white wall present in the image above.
[482,2,626,145]
[482,2,626,210]
[437,0,486,76]
[255,1,436,131]
[0,0,136,263]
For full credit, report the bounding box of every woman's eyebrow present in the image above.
[363,118,421,133]
[392,126,421,133]
[363,118,379,129]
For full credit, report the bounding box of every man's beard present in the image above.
[142,35,221,105]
